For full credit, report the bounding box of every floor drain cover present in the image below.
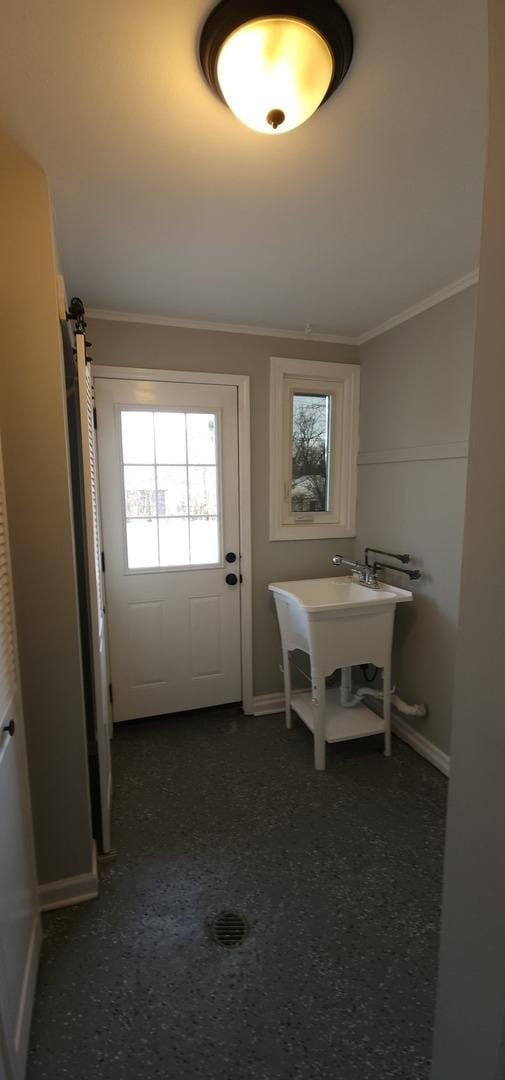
[209,910,249,948]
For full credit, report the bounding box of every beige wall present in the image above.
[87,317,358,699]
[356,287,477,754]
[0,131,94,885]
[431,3,505,1075]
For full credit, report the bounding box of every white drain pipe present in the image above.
[292,662,428,720]
[354,685,428,720]
[340,666,355,708]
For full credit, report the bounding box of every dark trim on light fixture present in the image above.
[199,0,353,108]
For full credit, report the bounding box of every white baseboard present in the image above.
[38,841,99,912]
[14,914,42,1075]
[252,693,450,777]
[391,714,450,776]
[253,692,286,716]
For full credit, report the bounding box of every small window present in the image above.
[291,392,331,513]
[269,357,359,541]
[120,409,221,570]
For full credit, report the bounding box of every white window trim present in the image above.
[269,356,360,541]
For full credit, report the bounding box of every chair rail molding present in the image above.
[358,441,469,466]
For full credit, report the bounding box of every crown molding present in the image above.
[86,270,479,348]
[356,270,479,345]
[86,308,356,346]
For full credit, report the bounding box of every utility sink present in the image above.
[269,576,412,613]
[269,575,413,770]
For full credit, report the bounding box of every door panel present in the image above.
[130,602,165,685]
[95,378,242,722]
[189,596,222,677]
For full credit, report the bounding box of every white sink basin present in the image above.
[268,574,413,771]
[269,575,412,613]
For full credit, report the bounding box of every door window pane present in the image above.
[120,409,221,570]
[157,466,188,516]
[121,411,154,464]
[187,414,216,464]
[188,466,217,516]
[159,518,190,567]
[291,393,331,513]
[154,412,186,464]
[124,466,157,517]
[190,518,219,565]
[126,519,158,568]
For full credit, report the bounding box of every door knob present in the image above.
[225,552,237,563]
[225,573,238,586]
[3,719,15,737]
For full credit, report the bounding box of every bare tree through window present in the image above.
[291,393,331,513]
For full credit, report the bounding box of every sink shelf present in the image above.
[291,689,385,744]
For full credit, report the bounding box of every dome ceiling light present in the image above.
[199,1,354,135]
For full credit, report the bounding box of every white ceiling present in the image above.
[0,0,488,337]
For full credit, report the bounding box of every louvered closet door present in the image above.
[0,435,40,1079]
[76,333,112,854]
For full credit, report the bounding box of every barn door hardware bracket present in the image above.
[66,296,87,333]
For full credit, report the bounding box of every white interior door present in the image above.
[0,436,40,1080]
[95,377,242,723]
[76,333,112,853]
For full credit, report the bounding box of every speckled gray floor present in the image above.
[28,707,447,1080]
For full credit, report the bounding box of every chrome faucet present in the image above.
[332,555,378,588]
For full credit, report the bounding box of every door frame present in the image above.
[93,365,253,716]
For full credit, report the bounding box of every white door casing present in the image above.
[76,333,112,853]
[0,435,40,1080]
[95,375,247,723]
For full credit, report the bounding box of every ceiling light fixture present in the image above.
[199,1,353,135]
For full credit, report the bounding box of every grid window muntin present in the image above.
[119,407,222,571]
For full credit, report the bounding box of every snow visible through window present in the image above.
[120,410,220,569]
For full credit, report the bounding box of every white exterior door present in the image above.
[76,333,112,853]
[94,377,242,723]
[0,437,40,1080]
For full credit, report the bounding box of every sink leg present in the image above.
[282,648,292,729]
[312,672,326,771]
[383,656,392,757]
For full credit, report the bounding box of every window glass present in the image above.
[120,410,221,569]
[188,466,218,516]
[121,411,154,464]
[126,519,158,569]
[190,517,219,565]
[187,413,216,464]
[154,412,186,464]
[124,466,156,517]
[158,518,190,567]
[291,393,331,513]
[156,466,188,517]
